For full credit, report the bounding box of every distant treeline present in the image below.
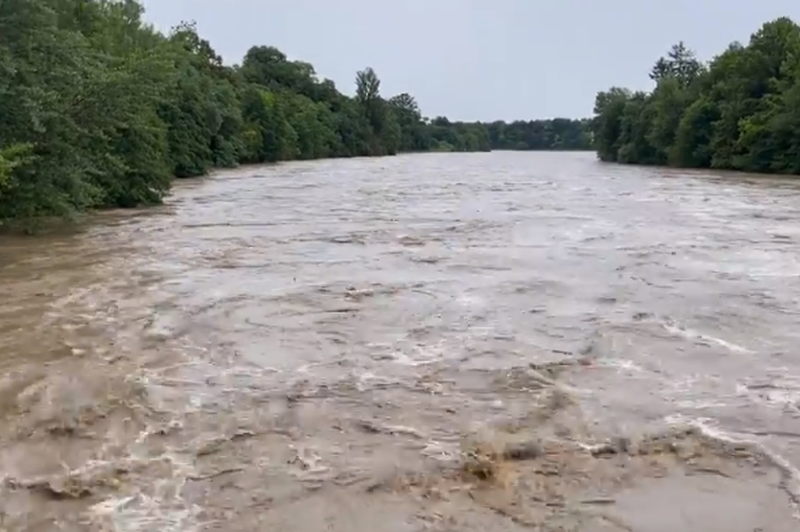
[0,0,590,226]
[430,117,592,153]
[593,17,800,175]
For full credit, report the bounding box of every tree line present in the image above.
[593,17,800,175]
[426,117,591,153]
[0,0,590,227]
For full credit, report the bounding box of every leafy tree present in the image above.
[649,42,704,86]
[593,17,800,175]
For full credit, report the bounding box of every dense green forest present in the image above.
[0,0,590,227]
[593,17,800,174]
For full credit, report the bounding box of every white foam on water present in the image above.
[674,399,731,409]
[390,351,439,367]
[390,341,448,366]
[739,374,800,410]
[664,414,800,513]
[89,489,200,532]
[354,370,402,391]
[84,339,222,532]
[601,358,645,373]
[87,429,201,532]
[662,323,752,354]
[420,439,461,463]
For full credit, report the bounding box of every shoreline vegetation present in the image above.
[0,0,590,230]
[592,17,800,176]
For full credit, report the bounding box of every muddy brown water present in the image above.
[2,151,800,531]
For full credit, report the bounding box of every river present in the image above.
[1,151,799,531]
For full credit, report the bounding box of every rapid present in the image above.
[1,151,799,531]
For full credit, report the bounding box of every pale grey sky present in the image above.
[140,1,800,122]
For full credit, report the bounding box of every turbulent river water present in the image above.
[2,151,800,531]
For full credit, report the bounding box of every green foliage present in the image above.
[485,119,592,152]
[0,0,593,227]
[593,16,800,175]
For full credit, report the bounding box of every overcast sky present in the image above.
[140,1,800,122]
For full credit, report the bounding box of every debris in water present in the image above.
[5,465,128,500]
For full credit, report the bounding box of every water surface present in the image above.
[1,151,799,531]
